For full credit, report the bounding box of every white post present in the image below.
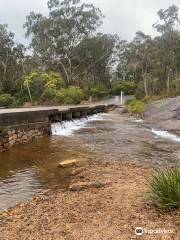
[120,91,124,105]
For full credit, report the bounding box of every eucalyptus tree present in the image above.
[153,5,180,95]
[0,24,27,95]
[0,24,15,92]
[115,40,130,81]
[24,0,103,85]
[74,33,117,86]
[130,31,154,97]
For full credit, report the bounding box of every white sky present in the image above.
[0,0,180,45]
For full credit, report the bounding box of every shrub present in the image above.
[149,167,180,210]
[56,87,85,104]
[127,100,145,115]
[142,95,167,104]
[112,80,137,95]
[135,82,145,99]
[55,89,66,104]
[88,84,110,98]
[24,71,65,101]
[172,79,180,95]
[0,94,15,107]
[41,87,57,102]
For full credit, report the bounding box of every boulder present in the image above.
[58,159,79,168]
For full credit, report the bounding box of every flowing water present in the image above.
[0,112,180,212]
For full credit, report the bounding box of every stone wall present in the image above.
[0,124,51,151]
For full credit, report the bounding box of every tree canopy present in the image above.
[0,2,180,107]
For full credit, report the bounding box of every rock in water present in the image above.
[58,159,79,168]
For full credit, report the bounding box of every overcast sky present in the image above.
[0,0,180,45]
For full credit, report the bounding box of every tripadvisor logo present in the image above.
[135,227,174,237]
[135,227,143,237]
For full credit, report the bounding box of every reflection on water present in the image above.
[0,114,112,212]
[0,136,92,212]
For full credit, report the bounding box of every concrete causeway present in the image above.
[0,102,116,150]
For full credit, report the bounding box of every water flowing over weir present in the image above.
[51,114,107,136]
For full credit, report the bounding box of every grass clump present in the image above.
[149,167,180,210]
[127,100,145,115]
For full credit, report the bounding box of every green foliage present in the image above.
[41,87,57,102]
[142,95,167,104]
[24,71,65,101]
[135,82,145,99]
[88,84,110,98]
[148,167,180,210]
[172,79,180,95]
[0,94,15,107]
[44,72,65,89]
[112,80,136,95]
[127,100,145,114]
[148,78,162,96]
[56,87,84,104]
[1,4,180,106]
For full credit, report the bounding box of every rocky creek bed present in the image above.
[0,107,180,239]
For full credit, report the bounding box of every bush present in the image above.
[172,79,180,95]
[88,84,110,98]
[135,82,145,99]
[24,71,65,101]
[112,80,137,95]
[55,89,66,104]
[41,87,57,102]
[127,100,145,115]
[56,87,84,104]
[142,95,167,104]
[149,167,180,210]
[0,94,15,107]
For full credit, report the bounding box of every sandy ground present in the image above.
[0,110,180,239]
[0,160,179,240]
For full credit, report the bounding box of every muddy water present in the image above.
[0,136,94,211]
[0,112,180,212]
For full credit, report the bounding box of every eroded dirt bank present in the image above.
[0,111,180,240]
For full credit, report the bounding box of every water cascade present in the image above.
[51,114,107,136]
[151,129,180,143]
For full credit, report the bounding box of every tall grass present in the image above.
[148,167,180,210]
[127,100,145,115]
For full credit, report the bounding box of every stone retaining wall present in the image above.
[0,124,51,151]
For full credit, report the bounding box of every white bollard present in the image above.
[120,91,124,105]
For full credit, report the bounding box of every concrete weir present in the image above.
[0,104,115,151]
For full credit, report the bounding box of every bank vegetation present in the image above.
[1,1,180,107]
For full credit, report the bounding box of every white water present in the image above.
[151,129,180,143]
[132,119,144,123]
[51,114,108,136]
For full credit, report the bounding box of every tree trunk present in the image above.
[60,61,70,85]
[167,68,172,96]
[143,63,148,97]
[122,71,126,81]
[21,61,32,102]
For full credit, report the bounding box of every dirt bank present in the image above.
[0,112,180,239]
